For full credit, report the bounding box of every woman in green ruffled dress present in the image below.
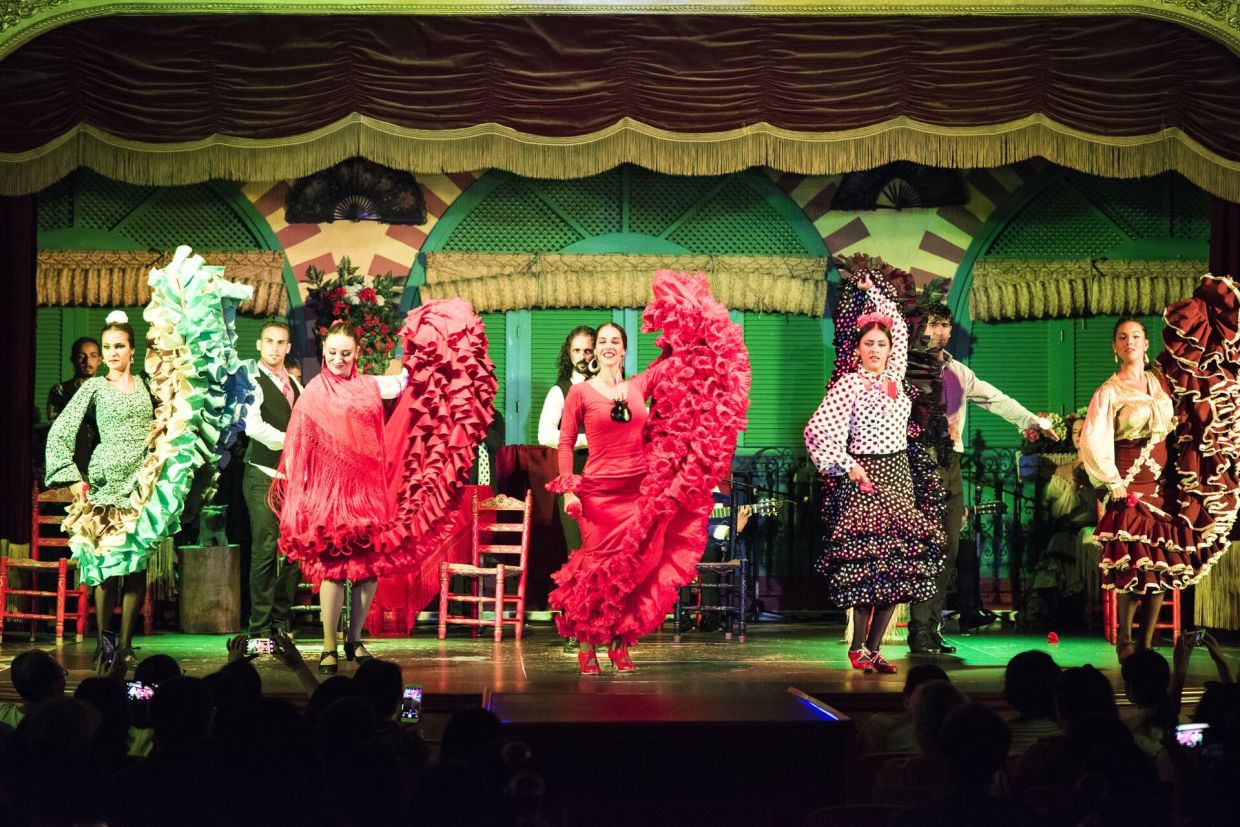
[45,311,154,659]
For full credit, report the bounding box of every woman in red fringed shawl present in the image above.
[274,306,495,676]
[547,270,750,675]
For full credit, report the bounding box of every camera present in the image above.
[400,684,423,724]
[126,680,156,701]
[245,638,275,656]
[1189,628,1208,646]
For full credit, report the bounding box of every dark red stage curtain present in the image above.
[0,195,36,545]
[1,15,1237,156]
[1211,199,1240,279]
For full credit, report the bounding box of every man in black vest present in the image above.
[242,321,303,637]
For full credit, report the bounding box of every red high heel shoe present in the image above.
[607,645,637,672]
[869,650,898,674]
[578,650,601,675]
[847,648,874,672]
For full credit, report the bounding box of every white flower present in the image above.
[375,296,384,306]
[346,294,359,305]
[105,310,129,324]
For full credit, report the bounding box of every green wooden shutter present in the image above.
[480,312,506,420]
[529,309,612,442]
[965,320,1051,449]
[35,308,65,425]
[744,314,832,447]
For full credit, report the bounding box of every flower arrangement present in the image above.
[1020,407,1088,454]
[304,257,404,374]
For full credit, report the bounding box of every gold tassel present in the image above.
[1195,542,1240,630]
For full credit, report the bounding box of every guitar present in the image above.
[708,497,785,520]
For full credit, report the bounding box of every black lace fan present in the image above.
[286,158,427,225]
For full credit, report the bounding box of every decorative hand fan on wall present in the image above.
[285,158,427,225]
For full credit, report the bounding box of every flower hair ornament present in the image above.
[855,311,893,330]
[105,310,129,325]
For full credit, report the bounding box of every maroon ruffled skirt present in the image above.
[1096,439,1200,592]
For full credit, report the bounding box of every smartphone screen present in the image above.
[101,630,117,670]
[400,684,423,724]
[1191,629,1208,646]
[245,638,275,656]
[1175,723,1209,748]
[126,680,156,701]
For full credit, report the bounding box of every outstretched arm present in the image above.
[958,362,1043,433]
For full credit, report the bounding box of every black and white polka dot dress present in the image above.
[805,287,946,607]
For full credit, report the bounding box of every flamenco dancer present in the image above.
[45,247,252,660]
[805,262,945,675]
[1081,275,1240,661]
[548,270,750,675]
[273,302,495,675]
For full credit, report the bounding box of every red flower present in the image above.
[379,323,388,334]
[1047,631,1059,644]
[332,302,347,317]
[358,287,377,303]
[332,287,347,299]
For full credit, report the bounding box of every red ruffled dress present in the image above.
[273,299,496,589]
[546,270,750,646]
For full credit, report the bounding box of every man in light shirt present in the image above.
[912,303,1057,655]
[538,326,594,652]
[242,322,303,637]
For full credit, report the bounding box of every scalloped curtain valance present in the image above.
[2,15,1240,199]
[37,250,288,316]
[969,260,1206,321]
[421,253,829,315]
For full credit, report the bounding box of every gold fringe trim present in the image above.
[4,114,1240,201]
[37,249,288,316]
[1195,540,1240,630]
[971,260,1206,322]
[1,539,31,561]
[422,252,828,314]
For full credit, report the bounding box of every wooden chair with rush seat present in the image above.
[438,491,532,642]
[0,484,89,643]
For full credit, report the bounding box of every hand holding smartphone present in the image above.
[100,630,117,671]
[126,680,156,701]
[400,684,423,724]
[245,638,275,657]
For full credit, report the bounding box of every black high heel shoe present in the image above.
[343,640,374,665]
[319,650,339,676]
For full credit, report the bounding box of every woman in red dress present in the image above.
[275,304,495,674]
[548,271,750,674]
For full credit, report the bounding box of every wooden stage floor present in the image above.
[2,619,1231,717]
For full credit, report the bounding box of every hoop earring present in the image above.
[587,357,599,374]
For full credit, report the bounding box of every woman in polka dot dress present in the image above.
[804,266,946,675]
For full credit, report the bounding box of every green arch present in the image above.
[946,166,1209,354]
